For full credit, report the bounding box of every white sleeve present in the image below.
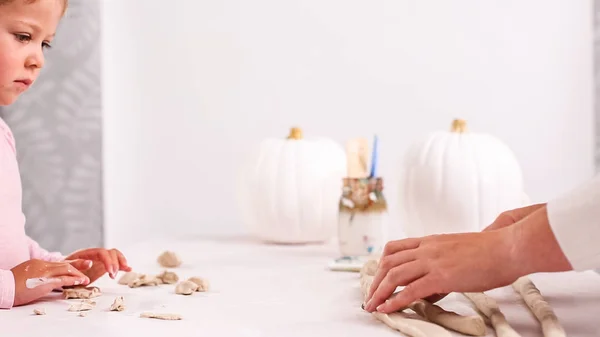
[546,174,600,271]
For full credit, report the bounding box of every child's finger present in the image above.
[55,275,88,287]
[48,262,90,284]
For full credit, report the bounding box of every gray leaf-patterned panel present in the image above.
[0,0,103,253]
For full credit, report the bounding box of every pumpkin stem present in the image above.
[451,119,467,133]
[287,127,303,140]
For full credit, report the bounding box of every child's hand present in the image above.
[65,248,132,283]
[11,259,91,306]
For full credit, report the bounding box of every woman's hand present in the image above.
[363,230,519,314]
[11,259,91,306]
[363,205,571,314]
[418,203,547,304]
[65,248,132,283]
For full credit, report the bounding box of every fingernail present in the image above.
[376,300,389,313]
[365,299,373,311]
[87,260,93,267]
[74,280,81,286]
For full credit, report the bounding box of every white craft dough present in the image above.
[140,312,182,320]
[157,270,179,284]
[361,259,379,277]
[110,296,125,312]
[360,259,486,336]
[63,286,102,299]
[128,274,162,288]
[187,276,209,292]
[33,308,46,315]
[359,271,452,336]
[410,299,486,336]
[175,280,198,295]
[118,272,139,285]
[157,251,182,268]
[512,277,566,337]
[463,292,521,337]
[68,299,96,312]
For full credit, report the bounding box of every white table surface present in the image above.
[2,235,600,337]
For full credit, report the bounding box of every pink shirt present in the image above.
[0,117,65,309]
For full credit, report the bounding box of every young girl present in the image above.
[0,0,131,309]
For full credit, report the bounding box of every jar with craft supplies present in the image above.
[337,176,388,257]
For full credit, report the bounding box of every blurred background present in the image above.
[0,0,596,252]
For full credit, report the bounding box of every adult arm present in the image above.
[364,204,571,313]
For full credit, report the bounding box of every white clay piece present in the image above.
[118,272,139,285]
[359,260,484,336]
[463,292,521,337]
[175,280,198,295]
[512,277,566,337]
[68,299,96,312]
[63,286,102,299]
[110,296,126,312]
[128,274,162,288]
[157,251,182,268]
[360,259,378,277]
[157,270,179,284]
[410,299,486,336]
[140,312,182,320]
[33,308,46,315]
[187,276,209,292]
[359,271,452,337]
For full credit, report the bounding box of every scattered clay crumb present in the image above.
[187,277,209,292]
[33,308,46,315]
[156,270,179,284]
[140,312,182,320]
[128,274,162,288]
[157,251,182,268]
[63,286,102,299]
[68,299,96,312]
[110,296,125,312]
[78,312,87,317]
[175,280,198,295]
[118,272,139,285]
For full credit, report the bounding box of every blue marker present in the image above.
[369,135,378,178]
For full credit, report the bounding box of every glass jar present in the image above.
[337,177,388,258]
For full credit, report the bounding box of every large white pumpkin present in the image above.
[237,127,346,243]
[398,119,525,237]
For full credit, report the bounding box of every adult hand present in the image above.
[420,203,547,304]
[363,205,571,314]
[65,248,132,283]
[11,259,91,306]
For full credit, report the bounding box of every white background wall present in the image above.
[101,0,594,248]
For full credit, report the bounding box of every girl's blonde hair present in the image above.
[0,0,68,16]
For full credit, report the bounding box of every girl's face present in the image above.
[0,0,63,106]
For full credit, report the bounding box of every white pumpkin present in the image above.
[237,127,346,243]
[398,119,525,237]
